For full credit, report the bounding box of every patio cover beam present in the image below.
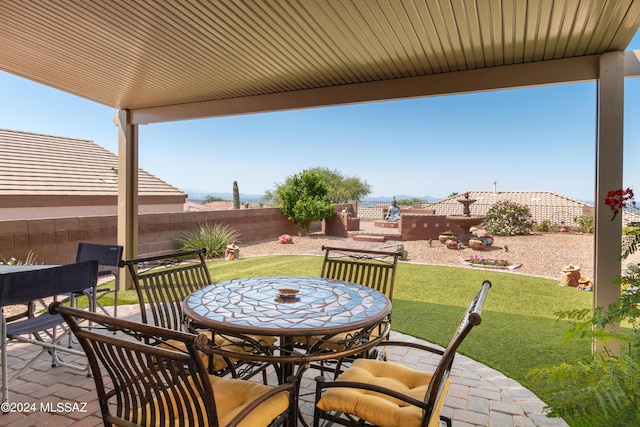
[115,110,138,290]
[594,52,625,354]
[130,55,601,125]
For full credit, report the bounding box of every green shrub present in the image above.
[623,221,640,236]
[573,215,594,233]
[0,250,39,265]
[482,200,533,236]
[533,219,554,232]
[277,170,335,231]
[176,223,240,259]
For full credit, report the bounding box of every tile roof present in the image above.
[0,129,185,197]
[427,191,593,226]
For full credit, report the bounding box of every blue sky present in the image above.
[1,32,639,203]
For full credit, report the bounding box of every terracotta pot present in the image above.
[560,267,581,287]
[445,239,459,249]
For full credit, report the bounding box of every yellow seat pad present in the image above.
[316,358,450,427]
[136,374,289,427]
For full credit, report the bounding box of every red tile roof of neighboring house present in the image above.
[427,190,593,226]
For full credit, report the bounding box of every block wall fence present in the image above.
[0,207,301,265]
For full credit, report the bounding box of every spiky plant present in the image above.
[176,223,240,259]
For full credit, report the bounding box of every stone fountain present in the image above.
[445,193,485,246]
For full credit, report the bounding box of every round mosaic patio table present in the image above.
[182,276,391,366]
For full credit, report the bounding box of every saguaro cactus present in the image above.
[233,181,240,209]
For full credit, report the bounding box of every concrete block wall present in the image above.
[399,214,463,241]
[0,208,300,265]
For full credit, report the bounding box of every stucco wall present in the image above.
[0,208,300,265]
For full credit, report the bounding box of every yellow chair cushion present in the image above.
[316,358,450,427]
[136,374,289,427]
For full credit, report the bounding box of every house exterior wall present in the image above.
[0,207,299,265]
[0,195,186,220]
[0,203,186,220]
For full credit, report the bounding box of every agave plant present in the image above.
[0,250,39,265]
[176,223,240,259]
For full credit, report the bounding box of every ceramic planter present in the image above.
[468,238,486,250]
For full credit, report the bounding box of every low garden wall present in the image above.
[0,208,300,265]
[399,214,463,241]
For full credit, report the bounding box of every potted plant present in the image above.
[438,231,455,244]
[560,264,580,287]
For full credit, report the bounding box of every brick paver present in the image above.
[2,304,568,427]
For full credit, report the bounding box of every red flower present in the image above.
[603,188,636,220]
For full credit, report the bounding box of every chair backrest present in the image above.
[75,243,123,276]
[50,303,217,427]
[0,261,98,307]
[421,280,491,427]
[320,245,400,301]
[120,249,211,328]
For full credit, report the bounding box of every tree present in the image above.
[276,170,335,232]
[264,167,370,204]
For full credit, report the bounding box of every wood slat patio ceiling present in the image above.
[1,0,639,123]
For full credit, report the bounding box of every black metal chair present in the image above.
[50,303,296,427]
[73,242,123,316]
[302,245,401,376]
[121,248,274,381]
[313,280,492,427]
[0,261,98,403]
[320,245,400,301]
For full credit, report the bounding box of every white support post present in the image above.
[594,52,624,354]
[114,110,139,290]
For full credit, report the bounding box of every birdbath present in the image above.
[445,193,485,246]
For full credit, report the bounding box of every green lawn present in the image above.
[104,254,594,402]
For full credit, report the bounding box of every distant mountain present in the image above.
[362,195,441,203]
[185,190,264,203]
[185,190,440,204]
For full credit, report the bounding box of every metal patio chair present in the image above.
[313,280,492,427]
[50,303,296,427]
[0,260,98,403]
[302,245,401,376]
[121,248,274,381]
[72,242,123,316]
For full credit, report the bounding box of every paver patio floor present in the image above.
[1,303,569,427]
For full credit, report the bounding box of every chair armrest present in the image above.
[375,340,445,356]
[314,376,427,410]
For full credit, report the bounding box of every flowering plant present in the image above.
[603,187,635,220]
[483,200,534,236]
[466,255,509,267]
[530,187,640,425]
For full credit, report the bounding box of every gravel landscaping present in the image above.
[239,230,640,282]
